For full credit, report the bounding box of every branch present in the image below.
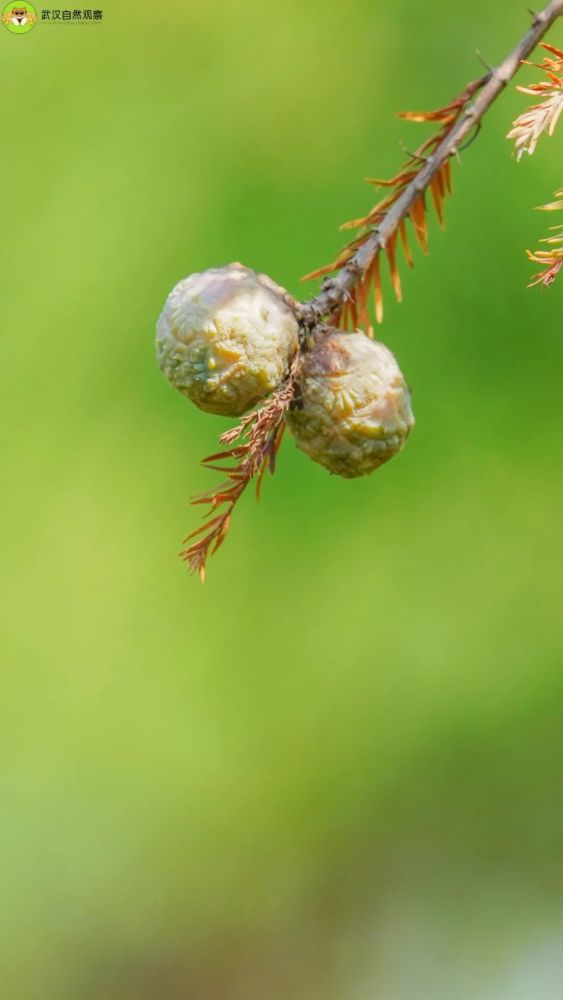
[180,2,563,580]
[298,0,563,326]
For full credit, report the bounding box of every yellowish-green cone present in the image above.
[287,328,414,478]
[156,263,299,416]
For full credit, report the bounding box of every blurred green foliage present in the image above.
[2,1,563,997]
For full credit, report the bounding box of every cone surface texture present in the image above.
[156,263,299,416]
[287,328,414,478]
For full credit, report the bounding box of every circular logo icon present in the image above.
[2,1,37,32]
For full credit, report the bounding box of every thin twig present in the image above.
[298,0,563,325]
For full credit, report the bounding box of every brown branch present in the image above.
[298,0,563,326]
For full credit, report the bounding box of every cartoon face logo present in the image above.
[2,1,37,32]
[12,6,29,23]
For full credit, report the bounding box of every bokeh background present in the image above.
[3,1,563,997]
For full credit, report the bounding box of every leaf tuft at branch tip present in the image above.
[508,44,563,158]
[180,356,298,579]
[526,186,563,288]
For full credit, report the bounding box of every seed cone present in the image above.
[156,263,299,416]
[287,328,414,478]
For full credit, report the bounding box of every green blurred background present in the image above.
[2,1,563,997]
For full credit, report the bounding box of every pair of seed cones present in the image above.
[156,263,414,576]
[156,262,414,480]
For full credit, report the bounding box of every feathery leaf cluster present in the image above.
[508,44,563,287]
[301,79,487,331]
